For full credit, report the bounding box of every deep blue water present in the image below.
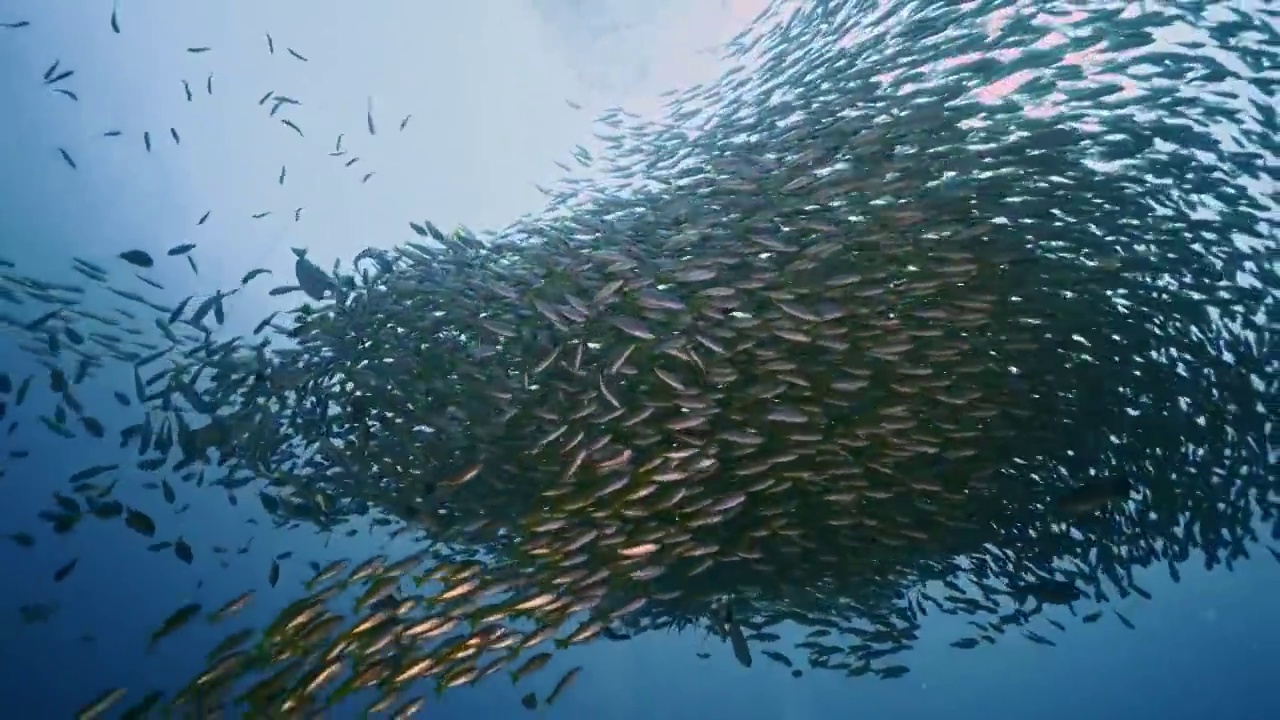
[1,2,1277,719]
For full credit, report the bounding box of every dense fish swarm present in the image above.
[1,1,1277,716]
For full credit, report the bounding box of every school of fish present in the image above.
[0,1,1277,717]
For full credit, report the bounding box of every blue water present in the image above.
[1,2,1277,719]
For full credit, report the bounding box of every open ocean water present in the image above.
[0,1,1276,718]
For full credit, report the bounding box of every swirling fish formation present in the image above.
[0,1,1277,717]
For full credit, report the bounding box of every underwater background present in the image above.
[0,2,1276,718]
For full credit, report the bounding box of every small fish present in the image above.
[281,119,303,137]
[103,130,121,137]
[205,74,212,94]
[335,133,343,151]
[251,211,271,219]
[361,172,374,183]
[76,687,127,720]
[209,591,253,622]
[118,690,164,720]
[170,127,180,144]
[1056,478,1130,516]
[258,89,273,105]
[167,243,196,256]
[52,88,77,101]
[174,538,193,564]
[265,33,274,54]
[566,99,581,109]
[278,165,286,185]
[148,602,201,649]
[399,114,411,131]
[54,557,79,582]
[509,652,552,684]
[197,211,210,225]
[268,559,280,586]
[545,666,582,706]
[58,148,76,169]
[286,47,307,61]
[143,131,151,152]
[294,207,302,221]
[42,60,59,80]
[124,507,156,536]
[2,21,31,29]
[366,97,375,135]
[109,5,120,34]
[182,80,192,101]
[45,70,73,84]
[241,268,271,285]
[186,47,211,53]
[118,250,153,268]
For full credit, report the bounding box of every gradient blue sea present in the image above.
[1,3,1277,719]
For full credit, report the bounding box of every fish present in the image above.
[286,47,308,61]
[148,603,201,650]
[109,4,119,33]
[51,88,77,101]
[186,47,210,53]
[182,80,192,101]
[174,538,193,564]
[117,250,153,268]
[366,97,375,135]
[1055,478,1131,516]
[399,114,411,131]
[45,69,74,84]
[53,557,79,582]
[0,2,1273,716]
[266,34,274,53]
[75,687,127,720]
[57,148,76,169]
